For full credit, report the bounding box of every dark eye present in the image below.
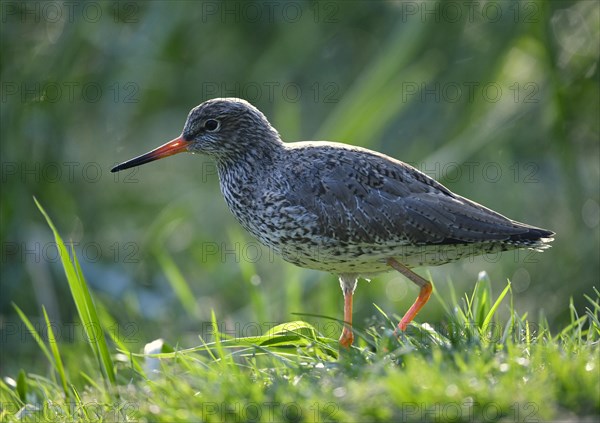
[205,119,219,131]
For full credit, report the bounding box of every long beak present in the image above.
[111,136,190,173]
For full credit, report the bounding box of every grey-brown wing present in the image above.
[285,147,550,246]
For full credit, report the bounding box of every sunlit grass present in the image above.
[1,201,598,422]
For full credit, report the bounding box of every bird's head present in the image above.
[111,98,281,173]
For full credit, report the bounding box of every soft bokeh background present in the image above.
[2,0,598,374]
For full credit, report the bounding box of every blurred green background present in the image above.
[1,1,598,375]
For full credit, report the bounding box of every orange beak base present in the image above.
[111,136,189,173]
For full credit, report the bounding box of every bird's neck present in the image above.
[215,141,283,233]
[215,138,284,176]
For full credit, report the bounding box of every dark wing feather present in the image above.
[285,144,553,246]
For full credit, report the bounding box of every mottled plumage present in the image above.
[112,98,554,347]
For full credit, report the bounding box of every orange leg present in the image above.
[338,274,357,348]
[387,258,432,331]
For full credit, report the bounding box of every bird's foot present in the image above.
[396,319,409,332]
[391,320,409,339]
[339,326,354,348]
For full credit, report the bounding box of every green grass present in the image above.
[2,203,598,422]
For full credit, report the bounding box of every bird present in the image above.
[111,98,554,348]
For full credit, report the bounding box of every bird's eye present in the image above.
[205,119,220,132]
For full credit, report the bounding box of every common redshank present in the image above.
[111,98,554,347]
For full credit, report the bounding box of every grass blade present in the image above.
[71,245,117,387]
[12,304,53,366]
[42,306,69,399]
[210,309,227,365]
[481,281,512,336]
[16,370,27,403]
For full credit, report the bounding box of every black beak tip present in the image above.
[111,165,121,173]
